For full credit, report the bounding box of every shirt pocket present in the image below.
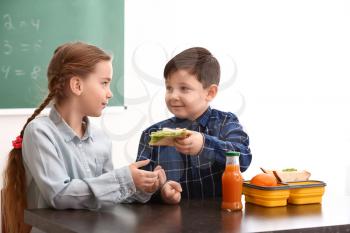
[95,157,106,176]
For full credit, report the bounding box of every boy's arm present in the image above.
[136,130,181,204]
[199,113,252,172]
[136,130,154,170]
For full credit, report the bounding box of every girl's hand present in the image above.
[154,165,167,187]
[129,160,159,193]
[145,165,167,193]
[174,131,204,156]
[160,181,182,204]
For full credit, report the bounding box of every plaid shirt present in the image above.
[136,107,252,199]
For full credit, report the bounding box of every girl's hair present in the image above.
[2,42,111,233]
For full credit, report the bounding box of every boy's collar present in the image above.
[171,107,212,127]
[196,107,211,127]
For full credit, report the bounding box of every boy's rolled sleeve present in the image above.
[200,114,252,172]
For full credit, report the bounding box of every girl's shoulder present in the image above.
[22,115,58,147]
[25,115,55,133]
[24,116,111,145]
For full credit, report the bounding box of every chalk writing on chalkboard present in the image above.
[3,14,40,31]
[0,0,124,109]
[1,65,41,80]
[2,14,44,81]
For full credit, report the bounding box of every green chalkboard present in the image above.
[0,0,124,108]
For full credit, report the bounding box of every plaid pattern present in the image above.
[136,107,252,199]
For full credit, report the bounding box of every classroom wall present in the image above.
[1,0,350,198]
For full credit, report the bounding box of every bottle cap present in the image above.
[225,151,240,157]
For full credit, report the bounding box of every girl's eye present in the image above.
[166,86,172,91]
[102,82,108,86]
[181,86,189,91]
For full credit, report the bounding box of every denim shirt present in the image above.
[22,106,152,212]
[137,107,252,199]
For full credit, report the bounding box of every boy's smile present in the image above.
[165,69,216,121]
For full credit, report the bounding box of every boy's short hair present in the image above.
[163,47,220,88]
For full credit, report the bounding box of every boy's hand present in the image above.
[174,130,204,156]
[129,160,159,193]
[161,181,182,204]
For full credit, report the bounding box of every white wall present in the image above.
[1,0,350,198]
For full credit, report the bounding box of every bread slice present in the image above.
[274,170,311,183]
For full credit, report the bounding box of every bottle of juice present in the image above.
[221,151,243,211]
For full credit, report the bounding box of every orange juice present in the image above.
[221,151,243,211]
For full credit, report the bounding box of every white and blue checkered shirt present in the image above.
[136,107,252,200]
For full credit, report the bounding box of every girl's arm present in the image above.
[101,152,154,204]
[22,123,147,210]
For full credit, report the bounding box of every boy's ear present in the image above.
[69,76,84,96]
[206,84,218,101]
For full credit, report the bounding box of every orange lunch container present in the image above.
[243,180,326,207]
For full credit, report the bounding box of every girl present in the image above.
[2,42,165,233]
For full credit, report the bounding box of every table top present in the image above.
[25,195,350,233]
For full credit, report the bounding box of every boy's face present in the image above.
[165,69,216,121]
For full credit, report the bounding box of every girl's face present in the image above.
[79,60,113,117]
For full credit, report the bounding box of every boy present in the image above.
[136,47,252,204]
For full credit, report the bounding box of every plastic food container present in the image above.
[243,180,326,207]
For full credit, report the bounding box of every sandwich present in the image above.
[149,128,189,146]
[261,168,311,183]
[274,168,311,183]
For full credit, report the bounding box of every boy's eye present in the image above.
[180,86,189,91]
[166,86,172,91]
[102,82,108,86]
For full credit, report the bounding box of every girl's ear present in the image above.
[70,76,84,96]
[206,84,218,102]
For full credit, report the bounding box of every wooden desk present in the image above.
[24,196,350,233]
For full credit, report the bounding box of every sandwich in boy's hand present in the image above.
[149,128,189,146]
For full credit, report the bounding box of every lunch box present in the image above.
[243,180,326,207]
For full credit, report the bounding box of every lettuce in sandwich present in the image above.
[149,128,188,146]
